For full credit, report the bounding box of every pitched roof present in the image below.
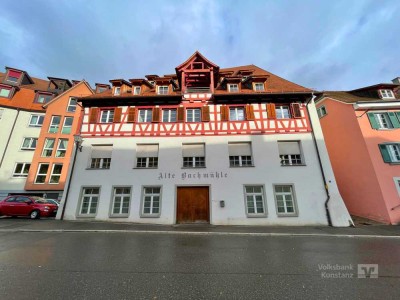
[81,64,311,101]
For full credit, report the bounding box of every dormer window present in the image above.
[254,83,265,91]
[98,87,107,93]
[134,86,141,95]
[228,84,239,93]
[0,85,12,98]
[114,87,121,96]
[35,92,53,104]
[6,70,22,83]
[157,86,168,95]
[380,89,395,99]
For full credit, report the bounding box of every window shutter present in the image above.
[182,144,205,157]
[278,142,301,155]
[245,105,255,120]
[89,108,99,123]
[91,145,112,158]
[127,107,136,123]
[228,142,252,156]
[388,112,400,128]
[113,107,122,123]
[201,106,210,122]
[220,106,229,121]
[177,107,185,122]
[367,113,379,129]
[291,103,302,118]
[137,144,159,157]
[379,144,392,163]
[152,107,160,122]
[267,103,276,119]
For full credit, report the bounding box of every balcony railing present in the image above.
[185,87,211,93]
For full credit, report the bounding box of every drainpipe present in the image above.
[305,93,332,226]
[60,103,84,220]
[0,108,20,168]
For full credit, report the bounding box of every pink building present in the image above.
[316,84,400,224]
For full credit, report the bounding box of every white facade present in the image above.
[59,111,352,226]
[0,107,44,199]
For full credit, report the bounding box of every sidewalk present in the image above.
[0,217,399,238]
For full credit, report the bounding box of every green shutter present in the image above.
[379,145,392,163]
[396,112,400,123]
[389,112,400,128]
[367,113,379,129]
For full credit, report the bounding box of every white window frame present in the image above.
[110,186,132,217]
[374,113,393,129]
[228,84,239,92]
[229,107,245,121]
[138,109,152,123]
[273,184,298,216]
[67,97,77,112]
[36,93,52,104]
[79,187,100,216]
[133,86,141,95]
[29,114,44,127]
[380,89,395,99]
[141,186,162,217]
[278,141,304,166]
[114,87,121,96]
[182,143,206,168]
[0,87,11,98]
[49,164,63,184]
[21,137,38,150]
[244,185,267,217]
[228,142,253,167]
[49,115,61,133]
[90,158,111,169]
[42,138,55,157]
[100,110,114,123]
[186,108,201,122]
[12,163,30,178]
[394,177,400,198]
[157,86,168,95]
[61,116,73,134]
[387,144,400,162]
[254,83,264,91]
[275,106,291,119]
[162,109,177,122]
[317,106,327,118]
[136,144,159,168]
[34,163,49,184]
[56,139,68,157]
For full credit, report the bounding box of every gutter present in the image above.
[0,108,20,168]
[305,94,332,226]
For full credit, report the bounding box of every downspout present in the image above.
[60,103,84,220]
[0,108,20,168]
[305,93,332,226]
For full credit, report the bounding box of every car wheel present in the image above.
[30,210,40,219]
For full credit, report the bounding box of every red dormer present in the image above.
[175,51,219,99]
[3,67,34,86]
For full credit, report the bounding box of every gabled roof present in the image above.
[175,51,219,71]
[43,80,94,108]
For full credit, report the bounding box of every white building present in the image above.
[58,52,352,226]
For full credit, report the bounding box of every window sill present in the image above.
[181,166,207,169]
[109,214,129,218]
[277,213,298,217]
[140,214,161,218]
[229,165,255,168]
[85,168,111,170]
[280,164,306,167]
[133,167,158,169]
[77,215,97,218]
[388,162,400,165]
[246,214,267,218]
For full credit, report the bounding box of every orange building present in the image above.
[24,81,94,199]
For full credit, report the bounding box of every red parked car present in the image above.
[0,195,58,219]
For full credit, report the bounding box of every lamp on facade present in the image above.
[73,134,83,152]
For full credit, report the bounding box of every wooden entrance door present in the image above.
[176,187,209,224]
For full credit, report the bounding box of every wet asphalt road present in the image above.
[0,231,399,300]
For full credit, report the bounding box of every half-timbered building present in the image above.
[58,52,352,226]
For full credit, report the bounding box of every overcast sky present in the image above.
[1,0,399,91]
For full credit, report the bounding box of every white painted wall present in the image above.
[0,108,44,198]
[58,131,352,226]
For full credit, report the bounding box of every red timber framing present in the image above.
[80,102,311,137]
